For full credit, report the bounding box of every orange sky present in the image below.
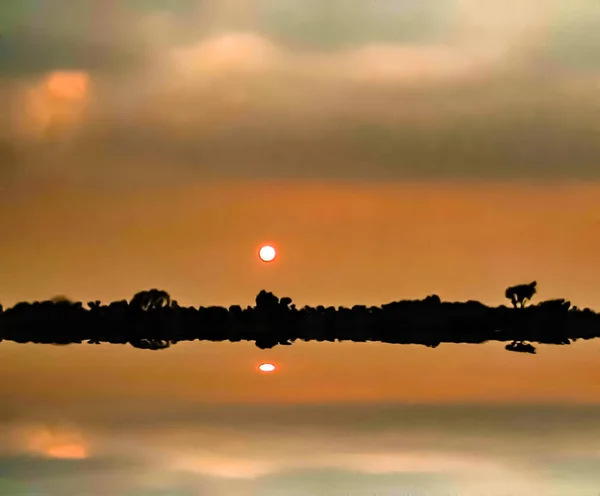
[1,180,599,309]
[1,179,600,406]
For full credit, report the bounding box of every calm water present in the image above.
[1,340,599,495]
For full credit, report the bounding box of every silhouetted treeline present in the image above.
[0,286,598,354]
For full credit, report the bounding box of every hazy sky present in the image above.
[2,2,600,494]
[1,0,600,183]
[1,0,599,306]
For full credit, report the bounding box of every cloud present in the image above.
[12,71,91,141]
[170,32,281,76]
[1,0,600,184]
[543,0,600,70]
[244,468,452,495]
[0,454,138,479]
[4,422,90,460]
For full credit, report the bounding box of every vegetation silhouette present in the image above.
[0,282,597,354]
[505,281,537,308]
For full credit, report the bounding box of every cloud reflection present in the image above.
[0,404,599,494]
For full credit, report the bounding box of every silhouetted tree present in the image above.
[505,281,537,308]
[130,289,171,311]
[256,290,279,310]
[424,294,441,305]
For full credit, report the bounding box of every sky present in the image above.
[1,0,600,183]
[1,0,600,494]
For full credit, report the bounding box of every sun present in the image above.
[258,363,276,372]
[259,245,276,262]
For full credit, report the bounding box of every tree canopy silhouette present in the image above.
[0,282,597,354]
[129,289,171,311]
[505,281,537,308]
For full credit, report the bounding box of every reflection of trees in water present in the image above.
[505,341,536,354]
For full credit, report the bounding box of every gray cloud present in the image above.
[249,468,450,496]
[0,1,150,77]
[0,36,145,77]
[0,454,141,479]
[544,0,600,70]
[254,0,457,49]
[5,403,600,458]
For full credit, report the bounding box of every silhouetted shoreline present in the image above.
[0,289,597,354]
